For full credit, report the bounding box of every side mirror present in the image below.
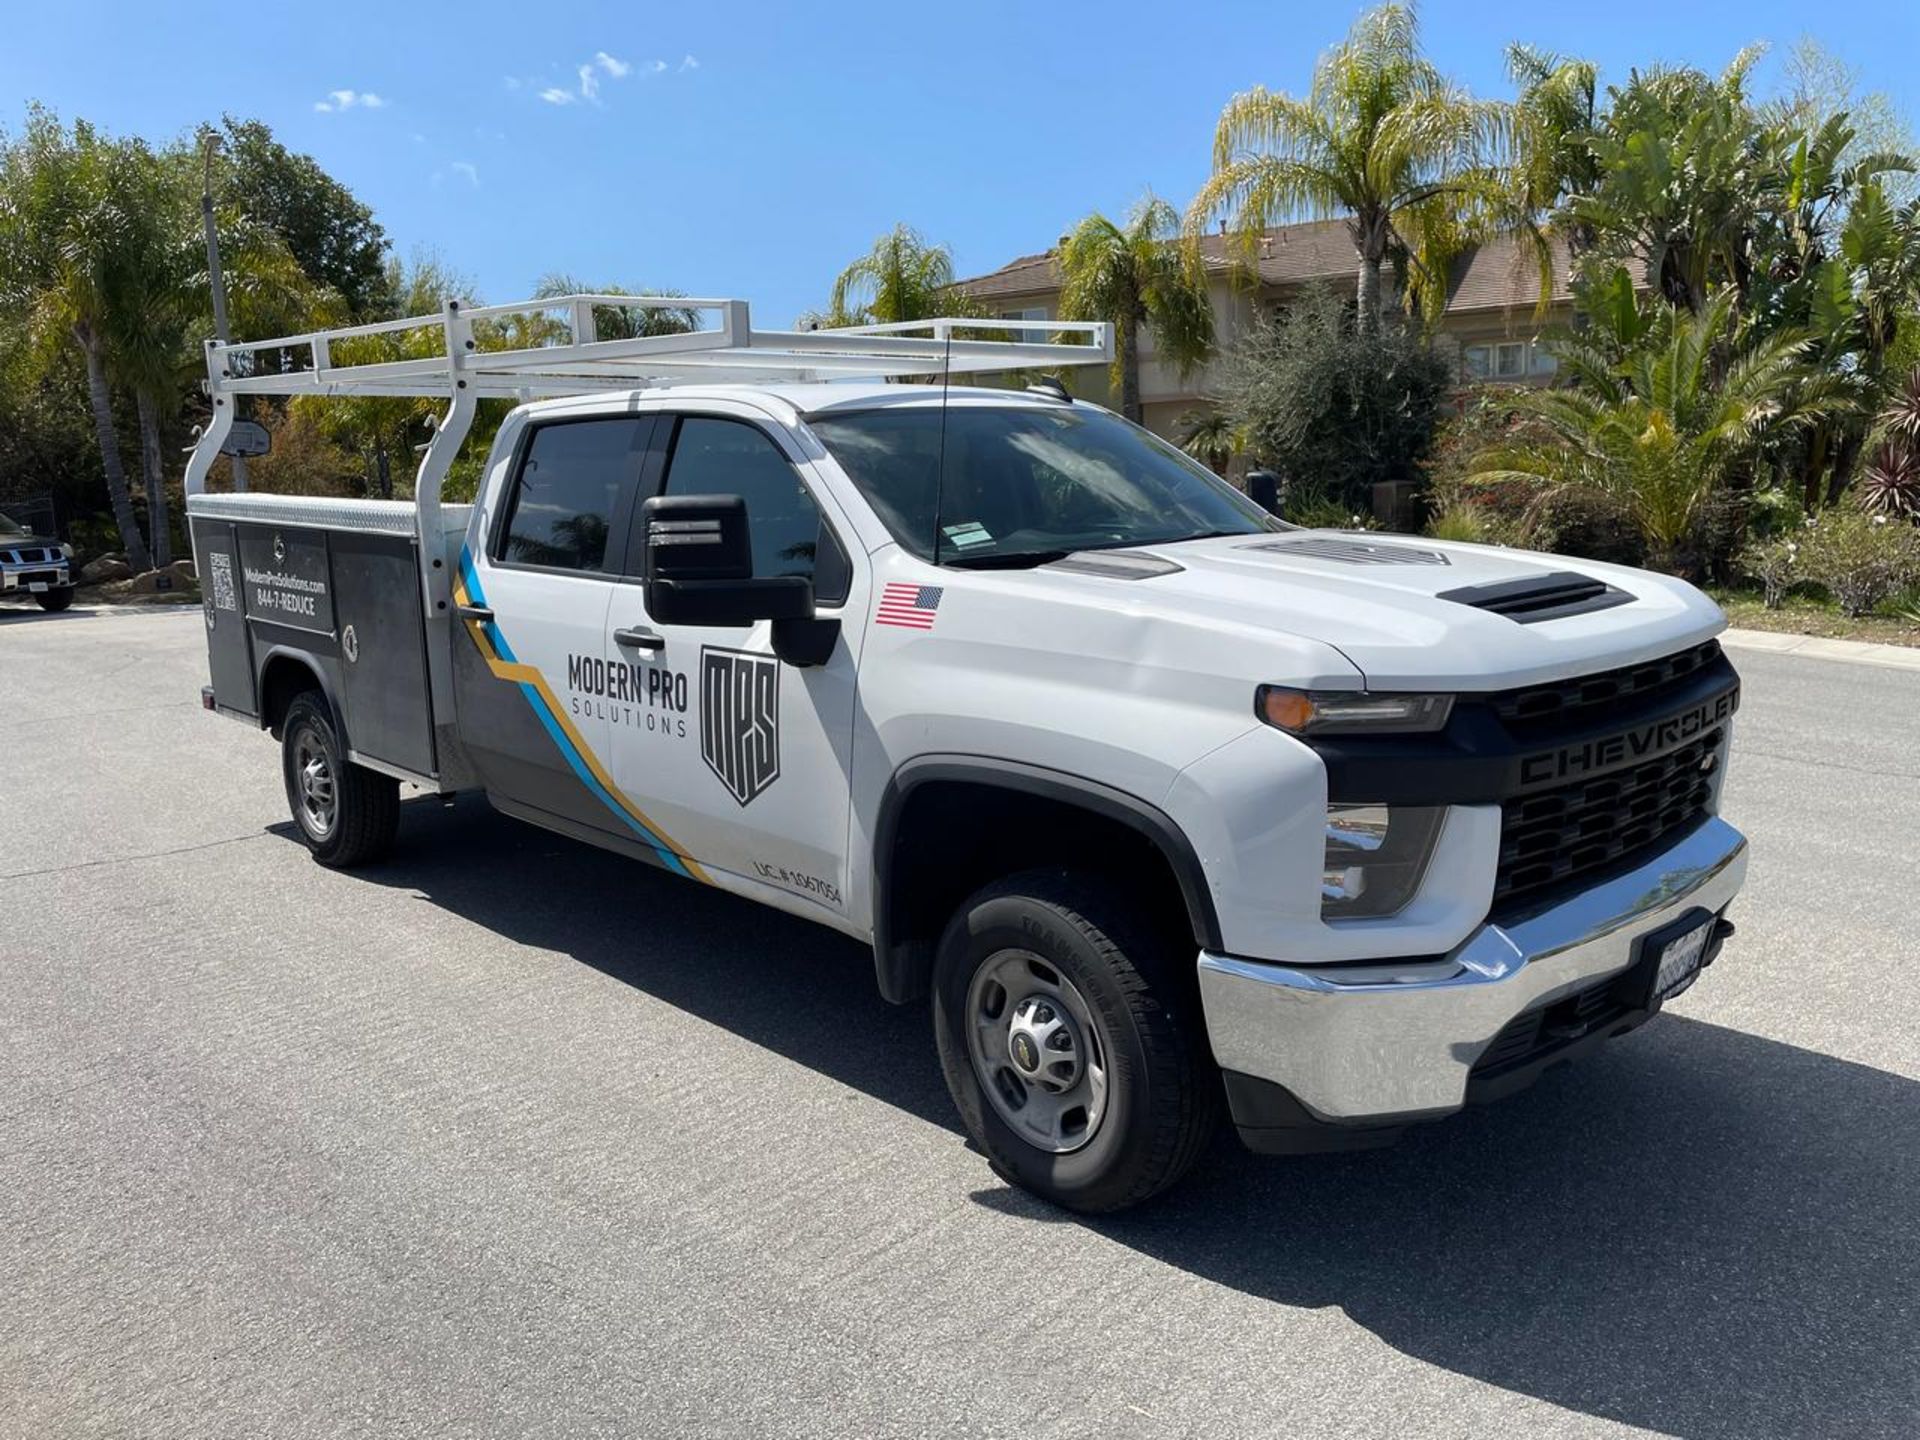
[640,493,815,627]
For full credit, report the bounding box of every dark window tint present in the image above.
[662,417,839,593]
[498,418,648,572]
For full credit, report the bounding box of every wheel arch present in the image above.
[256,647,344,744]
[870,756,1224,1004]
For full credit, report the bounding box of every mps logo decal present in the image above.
[700,647,780,806]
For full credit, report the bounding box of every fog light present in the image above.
[1321,803,1444,919]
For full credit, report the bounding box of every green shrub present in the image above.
[1426,504,1488,543]
[1218,287,1450,514]
[1526,487,1648,568]
[1796,510,1920,617]
[1738,533,1802,609]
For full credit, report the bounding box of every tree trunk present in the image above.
[1356,255,1383,335]
[376,441,393,500]
[136,388,172,570]
[1118,313,1142,424]
[77,325,151,573]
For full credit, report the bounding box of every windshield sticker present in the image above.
[942,521,993,548]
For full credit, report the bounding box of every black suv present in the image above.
[0,509,75,611]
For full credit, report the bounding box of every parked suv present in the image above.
[0,510,75,610]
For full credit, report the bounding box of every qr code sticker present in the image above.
[208,551,238,612]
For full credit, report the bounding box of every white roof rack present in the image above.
[199,293,1111,401]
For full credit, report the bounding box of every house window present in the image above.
[1463,341,1532,382]
[1001,307,1047,337]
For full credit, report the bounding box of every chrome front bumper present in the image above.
[1198,817,1748,1125]
[1,561,69,591]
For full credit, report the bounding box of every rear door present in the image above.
[451,413,654,841]
[602,408,863,914]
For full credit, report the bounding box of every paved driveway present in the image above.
[2,603,1915,1439]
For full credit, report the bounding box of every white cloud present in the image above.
[680,54,699,71]
[451,161,479,188]
[314,88,389,113]
[523,49,658,110]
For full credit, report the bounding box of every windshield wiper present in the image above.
[942,549,1073,570]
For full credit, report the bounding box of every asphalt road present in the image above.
[2,601,1916,1439]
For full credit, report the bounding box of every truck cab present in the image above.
[184,296,1747,1212]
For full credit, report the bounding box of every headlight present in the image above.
[1321,803,1444,919]
[59,543,74,559]
[1257,687,1453,736]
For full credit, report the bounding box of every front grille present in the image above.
[1491,639,1723,729]
[3,546,56,565]
[1493,725,1725,908]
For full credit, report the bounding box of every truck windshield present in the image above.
[808,404,1284,567]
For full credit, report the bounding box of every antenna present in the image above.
[930,325,953,568]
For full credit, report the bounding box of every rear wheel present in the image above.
[280,692,399,867]
[34,587,74,611]
[933,869,1218,1213]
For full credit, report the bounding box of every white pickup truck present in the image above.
[185,296,1746,1212]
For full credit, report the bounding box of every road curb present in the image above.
[1723,627,1920,672]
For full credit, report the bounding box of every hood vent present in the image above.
[1046,550,1184,580]
[1439,570,1632,624]
[1252,535,1452,566]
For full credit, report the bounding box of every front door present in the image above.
[603,409,862,917]
[451,413,653,841]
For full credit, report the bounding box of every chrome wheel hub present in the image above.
[294,732,336,838]
[966,950,1109,1154]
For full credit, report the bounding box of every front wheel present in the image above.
[34,587,74,611]
[281,692,399,867]
[932,870,1218,1213]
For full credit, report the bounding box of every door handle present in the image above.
[614,626,664,653]
[455,602,494,623]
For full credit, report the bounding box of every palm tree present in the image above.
[1177,407,1243,476]
[823,225,977,327]
[1058,196,1215,424]
[1185,3,1514,332]
[0,110,151,570]
[533,273,698,340]
[1469,292,1846,571]
[1506,44,1601,255]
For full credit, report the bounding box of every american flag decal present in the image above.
[875,582,943,630]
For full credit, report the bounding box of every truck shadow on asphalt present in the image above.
[347,795,1916,1440]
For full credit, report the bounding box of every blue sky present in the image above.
[5,1,1917,327]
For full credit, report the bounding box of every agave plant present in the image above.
[1470,291,1847,571]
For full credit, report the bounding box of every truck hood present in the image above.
[1034,531,1726,691]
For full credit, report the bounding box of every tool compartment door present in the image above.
[190,516,257,716]
[332,531,437,776]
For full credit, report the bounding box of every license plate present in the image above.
[28,581,47,592]
[1650,919,1713,1002]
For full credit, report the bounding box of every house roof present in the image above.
[954,218,1575,315]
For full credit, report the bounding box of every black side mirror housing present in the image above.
[640,493,818,630]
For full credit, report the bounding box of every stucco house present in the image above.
[951,219,1578,442]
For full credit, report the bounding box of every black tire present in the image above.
[280,691,399,867]
[35,587,74,611]
[933,869,1218,1213]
